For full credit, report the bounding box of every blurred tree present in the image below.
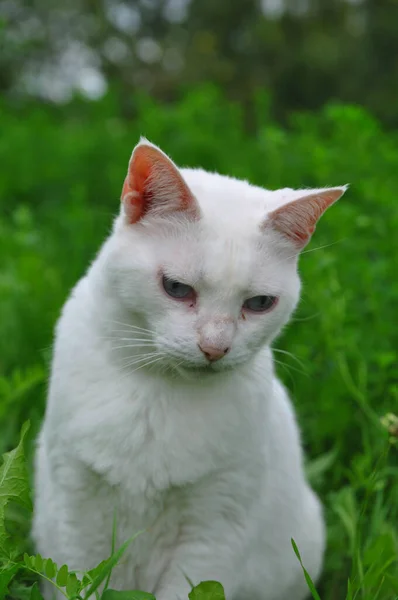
[0,0,397,125]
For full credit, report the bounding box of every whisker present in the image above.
[112,344,157,358]
[129,356,166,374]
[110,346,158,353]
[291,312,321,323]
[116,354,162,369]
[98,333,154,342]
[107,330,153,338]
[169,358,185,373]
[273,357,308,379]
[271,359,297,388]
[105,320,156,335]
[300,238,346,257]
[271,238,346,269]
[99,333,153,340]
[174,359,186,370]
[118,352,162,366]
[114,356,165,386]
[104,329,153,335]
[272,348,307,371]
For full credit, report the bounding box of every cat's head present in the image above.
[105,139,347,377]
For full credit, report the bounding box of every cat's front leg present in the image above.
[150,467,257,600]
[153,535,242,600]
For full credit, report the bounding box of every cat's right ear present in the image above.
[121,139,200,224]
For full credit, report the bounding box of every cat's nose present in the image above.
[198,344,230,362]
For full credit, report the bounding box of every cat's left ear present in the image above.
[121,139,200,224]
[264,186,348,250]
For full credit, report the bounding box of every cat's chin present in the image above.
[170,360,237,380]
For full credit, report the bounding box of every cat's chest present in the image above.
[65,372,263,497]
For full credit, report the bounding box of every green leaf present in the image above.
[305,448,338,485]
[35,554,43,572]
[24,552,32,567]
[30,582,45,600]
[44,558,56,579]
[0,422,32,554]
[56,564,69,587]
[104,510,118,592]
[291,539,322,600]
[188,581,226,600]
[82,563,104,590]
[331,487,358,554]
[102,590,155,600]
[84,531,145,599]
[0,563,20,597]
[66,573,79,597]
[345,578,353,600]
[85,560,109,581]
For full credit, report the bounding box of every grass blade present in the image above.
[291,538,322,600]
[84,531,145,599]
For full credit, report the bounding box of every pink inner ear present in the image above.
[267,188,345,248]
[121,144,198,224]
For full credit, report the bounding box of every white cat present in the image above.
[33,139,347,600]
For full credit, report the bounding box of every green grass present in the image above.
[0,86,397,599]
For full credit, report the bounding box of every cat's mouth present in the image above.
[185,364,216,374]
[172,360,232,377]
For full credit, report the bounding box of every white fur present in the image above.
[33,145,339,600]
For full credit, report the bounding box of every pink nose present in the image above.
[198,344,230,362]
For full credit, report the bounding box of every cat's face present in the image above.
[105,140,346,377]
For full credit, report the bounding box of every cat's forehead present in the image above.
[181,168,295,228]
[157,212,285,296]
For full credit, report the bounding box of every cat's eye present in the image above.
[162,275,195,300]
[243,295,277,313]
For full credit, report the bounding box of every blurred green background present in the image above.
[0,0,397,599]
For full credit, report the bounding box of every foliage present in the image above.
[2,1,398,128]
[0,422,31,558]
[0,87,397,599]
